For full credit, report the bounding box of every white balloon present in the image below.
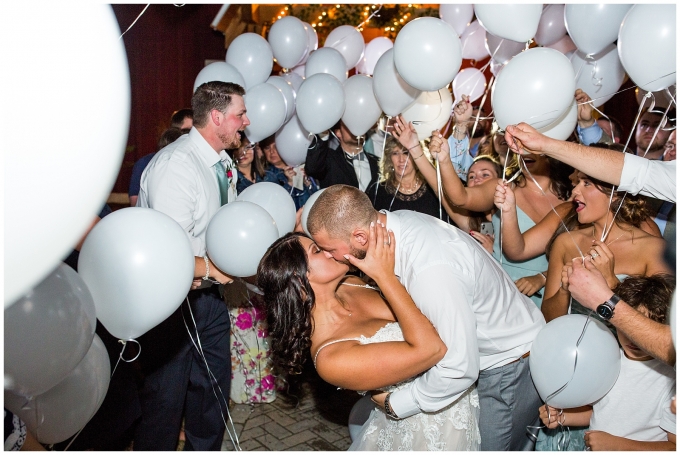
[492,47,575,130]
[356,37,393,76]
[474,4,542,43]
[297,21,319,66]
[342,75,382,137]
[5,334,111,444]
[5,263,96,397]
[538,100,577,141]
[530,315,621,409]
[571,44,626,108]
[225,33,273,90]
[618,4,676,92]
[439,4,474,36]
[372,48,421,117]
[490,59,506,77]
[305,47,348,82]
[324,25,365,70]
[5,3,130,306]
[244,83,288,143]
[534,4,567,47]
[302,189,326,236]
[545,34,577,55]
[485,32,525,65]
[275,115,312,167]
[206,201,279,277]
[295,73,346,134]
[268,16,309,69]
[565,4,632,56]
[267,76,297,123]
[78,208,195,340]
[281,71,304,91]
[237,182,297,237]
[401,88,454,141]
[452,67,487,104]
[193,62,245,92]
[460,21,490,61]
[292,63,306,78]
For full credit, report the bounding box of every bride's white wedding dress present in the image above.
[315,322,481,451]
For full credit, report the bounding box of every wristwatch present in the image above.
[596,294,620,320]
[383,392,399,419]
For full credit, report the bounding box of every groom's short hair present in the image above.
[307,185,376,239]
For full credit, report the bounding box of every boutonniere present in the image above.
[227,169,233,179]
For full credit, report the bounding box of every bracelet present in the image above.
[539,272,547,281]
[413,153,425,160]
[408,143,421,151]
[384,392,399,419]
[203,256,210,281]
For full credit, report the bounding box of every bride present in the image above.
[257,223,480,451]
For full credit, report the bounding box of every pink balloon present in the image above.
[460,20,489,61]
[545,34,577,55]
[485,32,525,64]
[356,37,393,76]
[439,4,474,36]
[452,68,487,103]
[534,4,567,47]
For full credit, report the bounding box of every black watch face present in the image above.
[597,304,613,320]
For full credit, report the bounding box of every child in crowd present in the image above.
[539,274,676,451]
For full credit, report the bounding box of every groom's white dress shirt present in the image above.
[384,210,545,419]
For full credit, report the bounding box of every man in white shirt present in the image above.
[307,184,546,450]
[135,81,249,450]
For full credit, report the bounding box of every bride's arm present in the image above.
[314,223,447,391]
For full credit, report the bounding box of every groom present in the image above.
[307,184,546,451]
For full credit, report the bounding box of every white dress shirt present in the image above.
[618,153,676,203]
[137,127,235,256]
[384,210,545,418]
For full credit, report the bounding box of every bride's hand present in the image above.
[345,221,396,284]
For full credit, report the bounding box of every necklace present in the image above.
[340,282,379,291]
[592,226,628,246]
[396,177,421,195]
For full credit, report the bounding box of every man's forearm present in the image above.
[611,301,675,366]
[543,140,624,186]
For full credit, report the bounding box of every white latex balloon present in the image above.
[485,32,525,65]
[460,21,490,61]
[297,21,319,66]
[618,4,676,92]
[530,315,621,409]
[401,88,454,141]
[492,47,575,130]
[78,208,195,340]
[206,201,279,277]
[5,335,111,444]
[490,59,506,77]
[571,44,626,108]
[281,71,304,91]
[635,86,676,110]
[292,64,306,78]
[565,4,632,56]
[324,25,365,70]
[356,37,393,76]
[305,47,348,82]
[372,49,421,117]
[275,115,312,167]
[342,75,382,137]
[538,100,577,141]
[237,182,296,237]
[225,33,273,90]
[439,4,474,36]
[302,189,326,236]
[244,83,287,143]
[267,76,297,123]
[295,73,346,134]
[268,16,309,69]
[194,62,245,92]
[5,3,130,306]
[5,263,96,397]
[545,34,577,55]
[534,4,567,47]
[452,68,487,103]
[394,17,462,92]
[474,4,542,43]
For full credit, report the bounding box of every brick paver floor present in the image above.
[221,360,362,451]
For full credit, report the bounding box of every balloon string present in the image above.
[308,133,318,149]
[63,427,85,451]
[181,297,242,451]
[111,339,142,378]
[436,159,443,220]
[119,4,150,40]
[470,75,494,139]
[356,4,382,29]
[388,151,409,212]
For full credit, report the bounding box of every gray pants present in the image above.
[478,355,541,451]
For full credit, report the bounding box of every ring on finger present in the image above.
[590,251,599,259]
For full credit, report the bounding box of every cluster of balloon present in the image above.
[206,183,297,278]
[6,2,130,445]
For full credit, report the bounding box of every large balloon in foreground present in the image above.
[394,17,462,92]
[5,3,130,306]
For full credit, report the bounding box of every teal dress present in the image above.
[535,274,627,451]
[492,207,548,308]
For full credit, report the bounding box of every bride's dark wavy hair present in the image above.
[257,232,315,375]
